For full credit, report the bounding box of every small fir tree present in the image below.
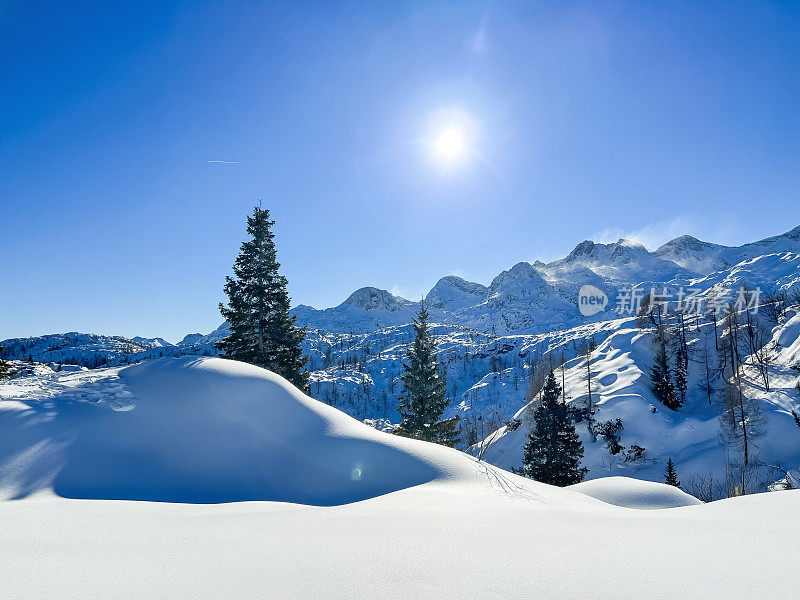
[673,345,688,407]
[651,336,680,409]
[216,205,309,390]
[396,302,460,446]
[664,457,681,488]
[518,370,587,486]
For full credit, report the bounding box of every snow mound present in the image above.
[3,357,555,505]
[568,476,702,509]
[18,357,494,505]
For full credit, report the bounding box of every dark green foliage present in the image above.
[664,457,681,488]
[651,334,680,409]
[674,346,688,407]
[466,427,479,447]
[216,206,309,391]
[396,302,460,446]
[519,371,587,486]
[0,346,14,379]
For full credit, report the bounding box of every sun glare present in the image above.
[426,108,476,169]
[433,127,466,162]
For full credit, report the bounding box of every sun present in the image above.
[432,127,466,163]
[425,108,477,169]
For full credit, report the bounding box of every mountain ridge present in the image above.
[288,224,800,334]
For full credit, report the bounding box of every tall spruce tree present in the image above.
[650,335,680,409]
[518,370,587,486]
[664,457,681,488]
[673,345,688,407]
[0,346,14,379]
[396,301,460,446]
[216,205,309,390]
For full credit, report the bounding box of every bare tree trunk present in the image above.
[586,350,592,414]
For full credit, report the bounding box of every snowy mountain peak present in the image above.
[426,276,487,311]
[342,287,412,311]
[489,261,541,291]
[608,238,649,260]
[615,238,647,249]
[655,234,722,254]
[561,238,649,267]
[131,337,171,348]
[549,236,684,284]
[654,235,731,274]
[565,240,596,261]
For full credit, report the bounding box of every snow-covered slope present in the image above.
[0,357,798,599]
[474,316,800,496]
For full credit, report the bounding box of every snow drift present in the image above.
[0,357,487,504]
[568,476,703,509]
[2,358,800,599]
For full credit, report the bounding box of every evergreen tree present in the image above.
[650,335,680,409]
[216,205,309,390]
[0,347,14,379]
[673,345,688,407]
[518,371,587,486]
[395,302,460,446]
[664,457,681,488]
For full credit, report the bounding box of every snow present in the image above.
[0,357,480,504]
[3,223,799,495]
[0,357,798,598]
[568,476,703,509]
[474,318,800,494]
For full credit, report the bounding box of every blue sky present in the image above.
[1,1,798,342]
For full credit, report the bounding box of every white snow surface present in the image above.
[0,356,481,504]
[568,476,703,509]
[1,357,799,598]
